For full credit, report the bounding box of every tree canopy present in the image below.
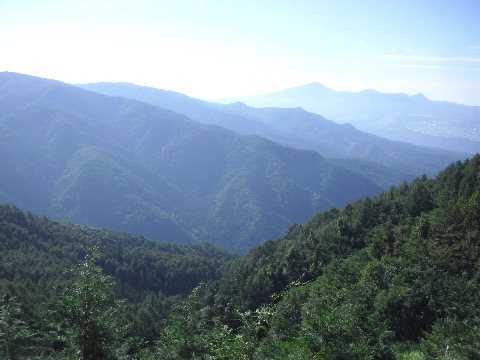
[0,154,479,358]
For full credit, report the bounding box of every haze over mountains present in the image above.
[0,72,473,253]
[78,82,465,182]
[218,82,480,154]
[1,72,385,254]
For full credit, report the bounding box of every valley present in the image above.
[1,155,478,358]
[1,1,478,358]
[1,72,386,254]
[0,71,478,359]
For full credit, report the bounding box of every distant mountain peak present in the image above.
[412,93,428,101]
[293,82,335,92]
[303,82,332,90]
[215,79,478,154]
[228,101,249,108]
[358,89,381,95]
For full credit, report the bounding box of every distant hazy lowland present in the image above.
[218,82,480,154]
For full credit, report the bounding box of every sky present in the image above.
[1,0,479,105]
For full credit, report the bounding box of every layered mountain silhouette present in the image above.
[79,82,465,182]
[217,82,480,154]
[1,72,385,253]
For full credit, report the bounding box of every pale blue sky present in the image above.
[1,0,479,104]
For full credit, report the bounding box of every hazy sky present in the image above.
[1,0,479,105]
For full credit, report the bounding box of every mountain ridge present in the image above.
[216,82,480,154]
[0,72,382,253]
[78,81,466,181]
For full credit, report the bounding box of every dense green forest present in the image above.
[0,208,236,357]
[1,155,479,359]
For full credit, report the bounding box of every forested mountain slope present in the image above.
[1,156,478,358]
[0,72,382,253]
[79,81,465,180]
[0,203,236,344]
[154,154,480,359]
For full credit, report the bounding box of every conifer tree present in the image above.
[0,293,34,360]
[53,246,125,360]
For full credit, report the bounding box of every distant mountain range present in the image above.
[78,82,466,182]
[1,72,384,254]
[216,82,480,154]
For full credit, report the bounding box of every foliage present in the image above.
[0,203,235,353]
[188,154,480,359]
[0,293,36,360]
[51,246,125,359]
[0,154,478,358]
